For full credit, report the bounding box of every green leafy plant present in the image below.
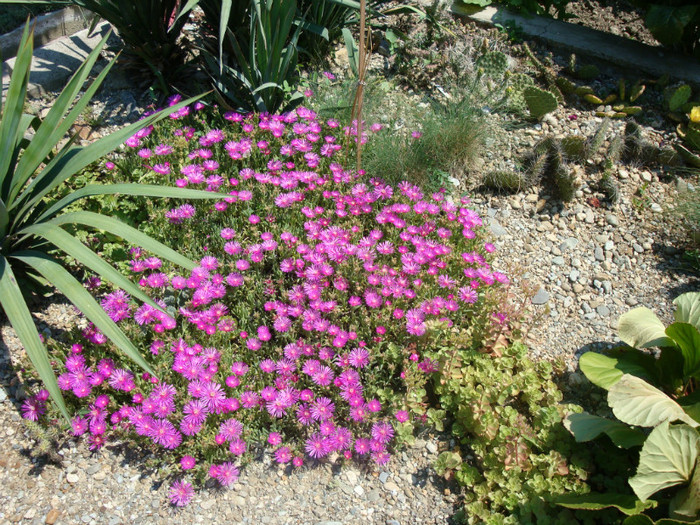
[455,0,572,19]
[201,0,303,113]
[0,23,220,420]
[630,0,700,58]
[563,292,700,521]
[6,0,200,91]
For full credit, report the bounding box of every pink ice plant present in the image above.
[25,102,508,507]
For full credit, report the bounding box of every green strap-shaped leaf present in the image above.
[37,183,229,223]
[0,256,69,421]
[629,421,700,502]
[9,31,116,205]
[609,374,699,428]
[12,251,155,376]
[666,322,700,380]
[618,306,673,349]
[49,211,195,270]
[564,412,646,448]
[675,292,700,333]
[554,492,657,516]
[0,197,8,237]
[12,93,207,219]
[0,22,32,191]
[19,223,161,311]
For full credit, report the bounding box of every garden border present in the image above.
[0,6,89,60]
[451,3,700,86]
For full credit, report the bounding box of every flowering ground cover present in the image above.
[22,94,511,507]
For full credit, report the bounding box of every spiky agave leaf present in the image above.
[0,21,222,421]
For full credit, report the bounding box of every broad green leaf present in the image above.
[675,292,700,333]
[579,351,656,390]
[666,322,700,380]
[609,375,699,428]
[645,4,698,46]
[622,516,654,525]
[669,461,700,520]
[13,251,155,376]
[49,211,196,270]
[554,492,657,516]
[629,422,700,501]
[0,257,69,421]
[618,307,673,349]
[564,412,646,448]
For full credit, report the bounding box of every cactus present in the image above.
[684,123,700,151]
[664,84,692,112]
[599,172,619,203]
[577,64,600,81]
[482,170,528,193]
[552,163,577,202]
[561,135,587,162]
[675,144,700,168]
[607,134,624,166]
[523,151,549,185]
[522,42,564,102]
[587,119,610,158]
[476,51,508,79]
[524,86,558,120]
[505,72,534,110]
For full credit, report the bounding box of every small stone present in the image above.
[353,485,365,496]
[45,509,60,525]
[200,500,215,510]
[572,283,584,293]
[379,472,390,484]
[66,473,79,484]
[536,199,547,212]
[569,269,580,282]
[618,167,629,179]
[604,240,615,251]
[650,203,662,213]
[596,305,611,317]
[605,214,619,227]
[426,441,437,454]
[641,170,652,182]
[383,481,400,493]
[559,237,579,252]
[633,243,643,253]
[387,521,401,525]
[0,388,7,402]
[594,246,604,261]
[552,256,565,266]
[532,288,550,305]
[346,471,358,485]
[489,219,507,237]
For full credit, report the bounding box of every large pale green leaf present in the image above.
[644,4,698,46]
[0,257,69,420]
[619,307,674,349]
[49,211,196,270]
[564,412,646,448]
[12,251,155,375]
[675,292,700,333]
[579,351,656,390]
[669,462,700,520]
[629,422,699,501]
[609,375,699,428]
[666,322,700,380]
[554,492,656,516]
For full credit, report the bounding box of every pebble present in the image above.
[605,214,619,227]
[532,288,550,305]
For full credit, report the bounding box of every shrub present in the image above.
[21,96,510,505]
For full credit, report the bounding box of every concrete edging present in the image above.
[0,6,90,61]
[452,3,700,86]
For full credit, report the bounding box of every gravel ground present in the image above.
[1,13,699,525]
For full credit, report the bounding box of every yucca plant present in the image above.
[3,0,199,91]
[201,0,304,113]
[0,23,220,420]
